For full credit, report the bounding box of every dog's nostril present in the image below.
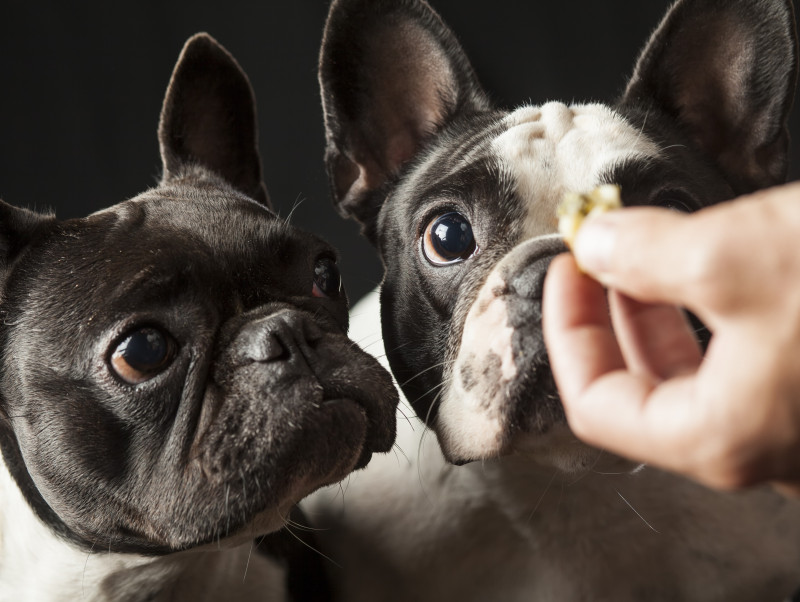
[261,333,287,362]
[238,311,324,364]
[243,331,288,363]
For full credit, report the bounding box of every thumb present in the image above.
[573,207,704,308]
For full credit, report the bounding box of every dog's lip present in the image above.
[320,393,393,466]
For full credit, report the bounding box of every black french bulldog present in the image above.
[0,33,397,602]
[306,0,800,600]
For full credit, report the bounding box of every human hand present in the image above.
[542,182,800,493]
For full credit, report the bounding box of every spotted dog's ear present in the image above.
[159,33,271,209]
[318,0,490,243]
[622,0,798,193]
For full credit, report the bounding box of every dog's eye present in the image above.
[312,256,342,298]
[422,212,477,266]
[655,190,696,213]
[110,327,176,385]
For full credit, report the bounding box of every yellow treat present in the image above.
[557,184,621,250]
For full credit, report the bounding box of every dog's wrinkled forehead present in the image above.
[494,102,660,236]
[31,190,328,318]
[391,101,660,235]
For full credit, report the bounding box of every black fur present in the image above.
[0,32,398,564]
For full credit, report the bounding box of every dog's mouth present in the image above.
[319,395,388,470]
[101,388,391,554]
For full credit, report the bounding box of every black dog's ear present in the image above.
[622,0,798,194]
[319,0,490,243]
[159,33,271,208]
[0,201,54,278]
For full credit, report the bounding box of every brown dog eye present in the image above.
[110,327,175,384]
[422,212,477,266]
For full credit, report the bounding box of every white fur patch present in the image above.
[0,459,287,602]
[493,102,660,238]
[437,270,515,460]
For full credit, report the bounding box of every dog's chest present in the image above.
[0,460,286,602]
[310,401,800,602]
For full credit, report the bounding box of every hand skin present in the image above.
[542,182,800,494]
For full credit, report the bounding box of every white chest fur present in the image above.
[0,460,285,602]
[304,289,800,602]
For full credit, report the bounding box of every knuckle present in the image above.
[680,236,732,309]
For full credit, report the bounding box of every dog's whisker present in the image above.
[336,480,347,508]
[225,484,231,540]
[399,359,453,388]
[659,144,688,152]
[82,542,97,600]
[384,340,415,355]
[415,378,451,462]
[567,449,605,486]
[391,442,410,466]
[282,195,307,225]
[242,539,255,584]
[396,403,416,431]
[283,522,343,569]
[616,490,660,534]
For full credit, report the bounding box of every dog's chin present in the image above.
[193,401,375,550]
[169,397,373,551]
[40,398,376,555]
[434,363,595,467]
[435,384,646,475]
[436,409,613,474]
[313,397,375,472]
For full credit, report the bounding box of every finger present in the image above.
[572,207,709,309]
[608,290,702,382]
[545,256,720,480]
[564,370,706,477]
[542,254,626,403]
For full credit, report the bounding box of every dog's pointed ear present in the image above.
[319,0,490,243]
[622,0,798,194]
[158,33,271,209]
[0,201,54,278]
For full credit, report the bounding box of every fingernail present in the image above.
[573,216,618,277]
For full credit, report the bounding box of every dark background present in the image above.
[2,1,799,303]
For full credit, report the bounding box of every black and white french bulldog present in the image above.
[0,33,397,602]
[306,0,800,600]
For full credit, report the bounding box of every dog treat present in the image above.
[557,184,622,250]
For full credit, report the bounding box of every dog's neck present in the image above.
[0,460,285,602]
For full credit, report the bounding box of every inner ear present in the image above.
[319,0,490,240]
[349,17,460,177]
[621,0,798,194]
[158,33,271,208]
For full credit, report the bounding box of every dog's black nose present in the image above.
[239,310,323,363]
[505,237,567,300]
[508,254,555,300]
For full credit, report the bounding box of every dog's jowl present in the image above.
[0,34,398,602]
[308,1,800,600]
